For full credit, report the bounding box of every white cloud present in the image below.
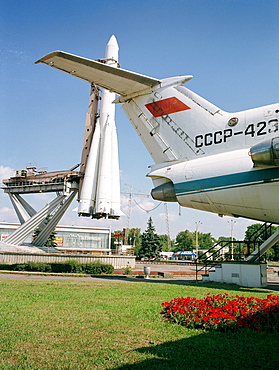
[0,166,17,222]
[0,165,15,183]
[0,207,17,223]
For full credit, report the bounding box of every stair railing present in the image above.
[195,222,272,280]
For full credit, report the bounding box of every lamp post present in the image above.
[195,221,202,260]
[228,220,236,260]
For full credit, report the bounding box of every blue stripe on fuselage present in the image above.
[174,167,279,196]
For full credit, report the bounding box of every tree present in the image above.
[245,224,269,243]
[32,215,58,249]
[159,234,174,251]
[245,223,279,260]
[198,232,214,250]
[33,227,57,248]
[217,236,235,244]
[173,230,194,252]
[137,217,162,259]
[173,230,214,255]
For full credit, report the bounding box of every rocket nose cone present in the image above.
[106,35,119,61]
[108,35,118,47]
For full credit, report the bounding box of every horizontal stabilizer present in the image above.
[35,51,161,97]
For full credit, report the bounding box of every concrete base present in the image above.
[0,241,43,254]
[0,252,135,269]
[202,263,267,288]
[158,272,174,278]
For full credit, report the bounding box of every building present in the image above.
[0,222,111,254]
[173,251,197,261]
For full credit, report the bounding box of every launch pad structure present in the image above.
[1,167,81,249]
[1,36,122,252]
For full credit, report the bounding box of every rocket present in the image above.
[78,35,122,219]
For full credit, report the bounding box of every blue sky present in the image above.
[0,0,278,240]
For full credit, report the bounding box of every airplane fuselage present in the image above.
[148,102,279,223]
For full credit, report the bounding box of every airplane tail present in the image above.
[36,50,226,164]
[122,83,226,164]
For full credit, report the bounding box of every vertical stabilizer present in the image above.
[122,84,225,163]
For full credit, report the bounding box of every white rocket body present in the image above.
[78,119,100,215]
[78,35,122,219]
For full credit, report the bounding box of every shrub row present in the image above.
[0,260,114,275]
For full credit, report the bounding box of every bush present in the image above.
[82,261,114,275]
[24,262,51,272]
[48,263,63,273]
[49,260,82,273]
[123,264,132,275]
[12,263,28,271]
[0,260,114,274]
[0,262,51,272]
[0,263,13,270]
[64,260,83,273]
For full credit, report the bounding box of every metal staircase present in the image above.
[195,222,273,280]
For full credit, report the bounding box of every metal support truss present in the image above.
[8,194,37,224]
[32,190,77,247]
[3,189,77,247]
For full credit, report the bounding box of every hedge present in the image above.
[0,260,114,275]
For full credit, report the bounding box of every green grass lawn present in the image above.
[0,278,278,369]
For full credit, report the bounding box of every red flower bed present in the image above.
[161,293,279,332]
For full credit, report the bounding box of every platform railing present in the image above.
[195,222,272,281]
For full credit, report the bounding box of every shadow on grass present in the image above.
[113,329,279,370]
[1,272,278,293]
[106,277,270,294]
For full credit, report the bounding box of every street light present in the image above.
[195,221,202,259]
[228,220,236,260]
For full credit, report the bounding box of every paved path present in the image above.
[0,272,197,284]
[135,262,197,272]
[1,271,279,291]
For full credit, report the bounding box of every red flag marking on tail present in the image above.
[145,97,191,117]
